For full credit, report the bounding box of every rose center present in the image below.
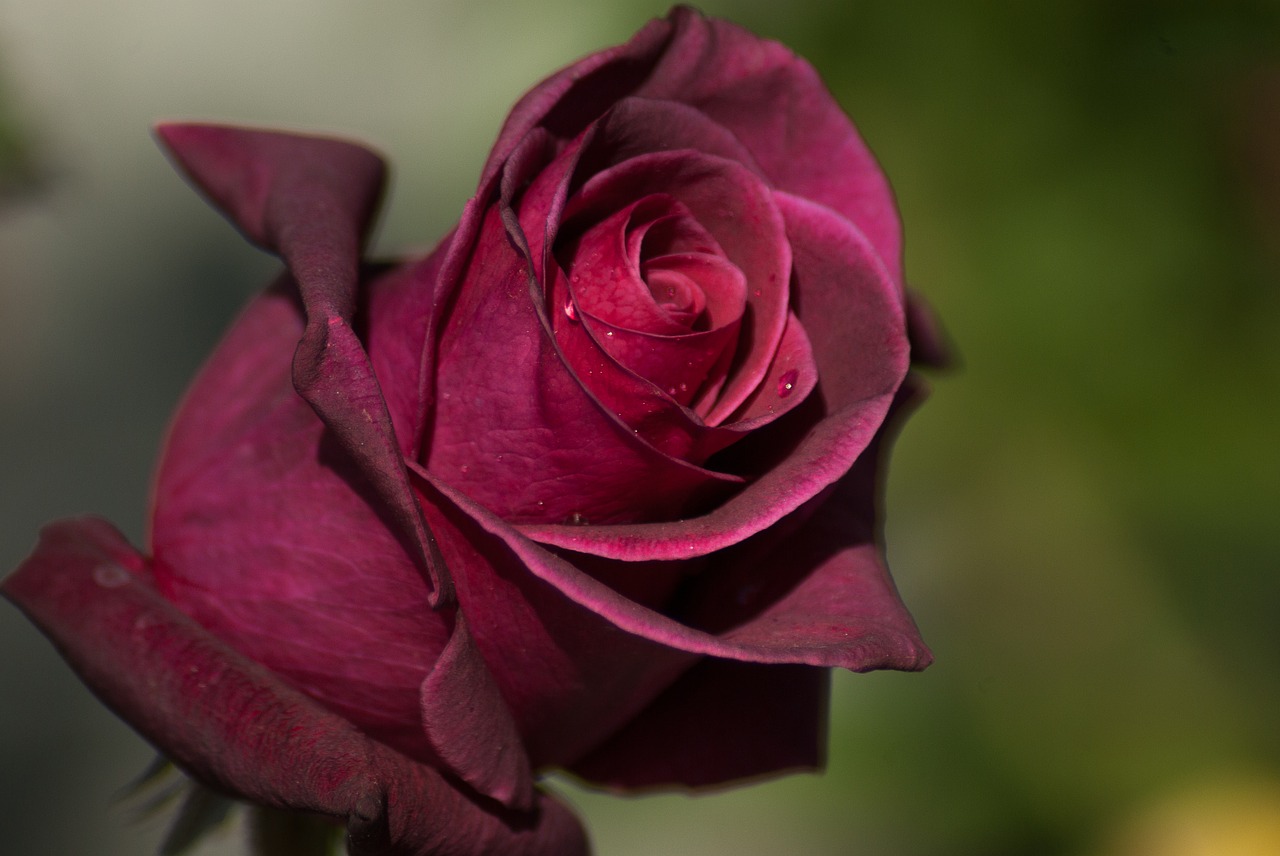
[562,193,745,339]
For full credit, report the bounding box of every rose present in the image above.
[4,7,943,854]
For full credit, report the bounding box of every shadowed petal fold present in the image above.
[153,124,534,808]
[1,518,587,856]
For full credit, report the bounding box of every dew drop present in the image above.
[777,368,799,398]
[563,297,578,322]
[564,512,590,526]
[460,464,470,474]
[93,564,131,589]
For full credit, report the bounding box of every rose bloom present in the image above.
[4,7,945,855]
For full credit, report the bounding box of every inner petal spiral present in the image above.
[558,194,747,409]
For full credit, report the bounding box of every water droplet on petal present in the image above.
[93,564,131,589]
[460,464,470,474]
[564,512,589,526]
[563,297,578,322]
[777,368,799,398]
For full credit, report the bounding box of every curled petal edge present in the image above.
[413,467,929,674]
[1,518,588,856]
[153,123,534,809]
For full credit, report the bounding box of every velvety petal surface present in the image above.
[631,8,905,289]
[519,191,908,559]
[151,285,448,766]
[416,463,929,673]
[476,8,903,288]
[1,519,587,856]
[559,148,793,426]
[154,124,533,808]
[412,475,699,770]
[424,201,741,525]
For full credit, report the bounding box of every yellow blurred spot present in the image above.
[1096,777,1280,856]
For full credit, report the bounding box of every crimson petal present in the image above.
[520,191,907,560]
[561,148,791,425]
[1,518,587,856]
[632,8,905,290]
[415,464,928,673]
[153,124,533,809]
[426,201,742,525]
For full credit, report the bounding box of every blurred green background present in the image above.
[2,1,1277,855]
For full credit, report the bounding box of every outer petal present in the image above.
[478,8,903,288]
[569,661,829,790]
[153,124,533,808]
[672,378,931,672]
[1,519,587,856]
[477,17,674,193]
[152,286,449,761]
[415,461,928,674]
[414,480,698,770]
[633,8,905,289]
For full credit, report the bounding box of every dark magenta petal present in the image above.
[477,9,902,289]
[426,203,742,525]
[420,612,534,809]
[642,253,745,330]
[520,192,906,560]
[151,286,534,808]
[477,18,674,195]
[363,237,454,457]
[562,149,790,426]
[631,8,905,291]
[153,123,449,608]
[715,310,818,429]
[671,391,931,674]
[511,94,767,286]
[570,662,828,790]
[412,471,698,770]
[420,465,928,673]
[577,306,742,413]
[0,519,588,856]
[152,290,449,759]
[153,125,534,808]
[555,197,748,416]
[565,195,740,337]
[550,264,746,465]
